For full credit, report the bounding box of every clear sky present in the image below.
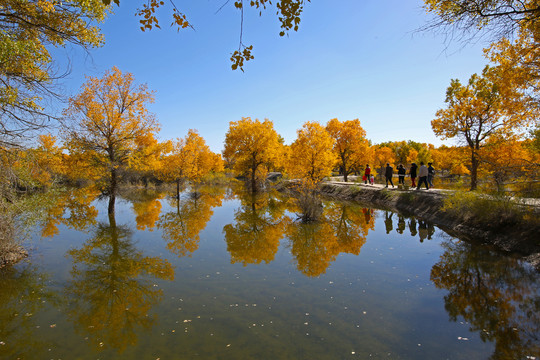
[55,0,490,153]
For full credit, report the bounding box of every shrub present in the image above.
[442,191,533,228]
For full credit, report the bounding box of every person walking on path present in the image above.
[385,163,394,188]
[427,162,435,188]
[364,164,371,185]
[416,162,429,190]
[410,163,417,188]
[397,164,406,185]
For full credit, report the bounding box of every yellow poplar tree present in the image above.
[432,66,536,190]
[326,118,369,182]
[63,67,159,213]
[30,134,67,187]
[287,121,337,185]
[223,117,282,192]
[374,146,395,179]
[158,129,219,196]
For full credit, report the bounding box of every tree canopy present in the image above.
[223,117,283,192]
[63,67,159,211]
[0,0,108,146]
[431,65,537,189]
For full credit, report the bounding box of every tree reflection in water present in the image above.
[158,185,225,257]
[39,187,100,238]
[222,188,377,276]
[286,202,375,277]
[224,189,290,266]
[65,197,174,353]
[0,265,54,359]
[431,239,540,359]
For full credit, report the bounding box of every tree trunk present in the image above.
[108,168,117,214]
[250,166,257,193]
[470,149,479,191]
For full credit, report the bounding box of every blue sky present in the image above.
[56,0,490,153]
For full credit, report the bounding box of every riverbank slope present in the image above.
[280,180,540,269]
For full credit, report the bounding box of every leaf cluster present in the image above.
[0,0,108,144]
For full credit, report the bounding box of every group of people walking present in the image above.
[363,162,435,190]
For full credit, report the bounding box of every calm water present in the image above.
[1,186,538,360]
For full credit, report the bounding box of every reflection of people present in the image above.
[397,164,406,185]
[362,208,373,223]
[384,211,393,234]
[408,217,417,237]
[396,214,405,234]
[418,220,428,242]
[416,162,429,190]
[385,163,394,188]
[428,162,435,188]
[410,163,417,188]
[427,222,435,240]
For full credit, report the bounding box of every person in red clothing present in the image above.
[363,164,371,184]
[409,163,417,188]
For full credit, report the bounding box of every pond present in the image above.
[1,185,538,359]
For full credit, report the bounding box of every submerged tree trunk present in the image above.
[250,165,257,193]
[108,193,116,215]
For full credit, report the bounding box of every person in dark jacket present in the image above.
[397,164,406,185]
[427,162,435,188]
[385,163,394,188]
[409,163,417,187]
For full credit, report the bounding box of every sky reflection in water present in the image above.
[0,186,538,359]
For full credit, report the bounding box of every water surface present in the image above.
[1,186,538,359]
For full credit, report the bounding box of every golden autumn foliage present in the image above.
[425,0,540,96]
[39,187,100,238]
[287,121,337,185]
[0,0,108,144]
[158,129,221,187]
[432,66,537,190]
[324,202,374,255]
[63,67,160,200]
[285,201,375,277]
[431,145,470,177]
[224,189,289,266]
[326,118,370,182]
[480,134,539,191]
[286,220,338,277]
[132,194,165,231]
[373,146,395,177]
[66,210,174,352]
[223,117,283,191]
[31,135,67,187]
[158,187,225,257]
[375,141,433,169]
[431,238,540,359]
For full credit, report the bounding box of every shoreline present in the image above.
[278,179,540,270]
[0,245,28,269]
